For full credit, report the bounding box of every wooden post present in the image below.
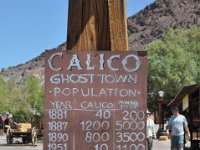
[67,0,128,51]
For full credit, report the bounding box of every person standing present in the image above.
[166,106,190,150]
[147,110,156,150]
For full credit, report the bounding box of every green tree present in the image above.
[13,76,44,123]
[147,27,200,101]
[1,76,44,123]
[0,76,8,112]
[6,78,22,113]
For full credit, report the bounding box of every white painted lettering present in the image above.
[107,54,120,71]
[86,54,95,70]
[50,101,72,109]
[48,52,63,71]
[80,101,114,109]
[122,54,141,72]
[67,54,83,70]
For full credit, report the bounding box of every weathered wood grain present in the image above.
[108,0,128,51]
[67,0,128,51]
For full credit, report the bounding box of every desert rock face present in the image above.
[128,0,200,50]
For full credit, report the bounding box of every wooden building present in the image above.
[168,82,200,149]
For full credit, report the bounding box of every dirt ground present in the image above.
[0,134,191,150]
[0,135,43,150]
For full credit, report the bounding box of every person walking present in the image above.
[166,106,190,150]
[147,110,156,150]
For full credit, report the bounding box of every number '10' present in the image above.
[95,144,108,150]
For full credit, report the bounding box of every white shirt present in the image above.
[147,117,155,137]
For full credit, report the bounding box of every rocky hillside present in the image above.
[0,43,66,85]
[1,0,200,82]
[128,0,200,50]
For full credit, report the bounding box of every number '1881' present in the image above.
[48,110,67,119]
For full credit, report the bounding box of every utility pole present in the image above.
[67,0,128,51]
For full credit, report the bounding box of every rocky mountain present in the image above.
[1,0,200,82]
[0,43,66,85]
[128,0,200,50]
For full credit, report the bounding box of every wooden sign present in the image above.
[44,50,147,150]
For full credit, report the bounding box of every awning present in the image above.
[167,82,200,107]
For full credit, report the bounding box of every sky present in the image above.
[0,0,155,69]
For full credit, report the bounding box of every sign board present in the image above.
[44,50,147,150]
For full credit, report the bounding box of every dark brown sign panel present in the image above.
[44,50,147,150]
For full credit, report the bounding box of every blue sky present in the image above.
[0,0,155,69]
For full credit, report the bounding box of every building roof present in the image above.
[168,82,200,107]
